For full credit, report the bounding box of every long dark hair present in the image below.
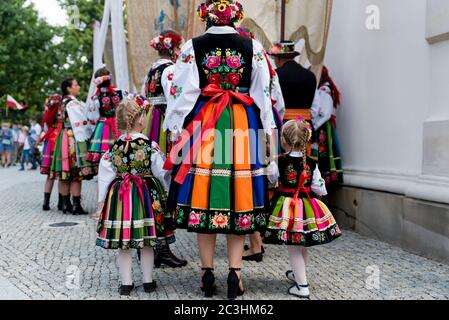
[320,66,341,108]
[61,78,75,96]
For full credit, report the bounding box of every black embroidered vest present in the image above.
[144,62,173,98]
[192,33,253,90]
[97,89,123,118]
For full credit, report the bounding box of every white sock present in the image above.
[287,246,308,286]
[140,247,155,283]
[117,249,133,286]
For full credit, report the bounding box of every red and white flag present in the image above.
[6,95,26,110]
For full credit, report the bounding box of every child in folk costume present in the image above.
[143,30,183,155]
[87,66,123,166]
[50,78,95,215]
[264,118,342,299]
[96,96,172,296]
[310,66,343,185]
[164,0,277,300]
[142,30,187,269]
[41,95,64,211]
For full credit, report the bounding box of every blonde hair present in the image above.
[281,120,311,151]
[116,98,146,133]
[281,119,311,169]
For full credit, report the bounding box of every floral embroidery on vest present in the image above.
[202,48,246,90]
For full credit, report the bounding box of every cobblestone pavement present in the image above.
[0,167,448,300]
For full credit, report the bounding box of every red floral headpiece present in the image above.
[197,0,244,26]
[150,32,183,57]
[127,94,151,113]
[45,95,63,109]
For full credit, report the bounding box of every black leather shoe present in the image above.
[155,245,187,268]
[62,195,72,214]
[143,281,157,293]
[227,268,245,300]
[43,193,51,211]
[119,284,135,296]
[201,268,216,298]
[57,193,63,211]
[242,252,263,262]
[72,196,88,215]
[244,244,265,254]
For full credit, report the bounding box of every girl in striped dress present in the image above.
[96,96,172,296]
[87,66,123,166]
[264,118,342,299]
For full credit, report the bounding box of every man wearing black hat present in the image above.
[268,41,317,121]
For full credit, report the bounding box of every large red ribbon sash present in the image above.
[164,84,254,185]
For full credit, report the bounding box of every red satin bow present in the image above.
[119,174,145,202]
[164,84,254,185]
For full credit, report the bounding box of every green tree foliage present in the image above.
[0,0,104,124]
[56,0,104,101]
[0,0,62,124]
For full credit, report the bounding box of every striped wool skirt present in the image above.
[96,175,157,250]
[87,117,119,164]
[167,100,269,235]
[144,105,168,155]
[40,128,59,175]
[40,139,53,175]
[146,175,176,244]
[50,126,96,181]
[312,119,343,185]
[264,191,342,247]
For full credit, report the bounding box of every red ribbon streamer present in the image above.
[164,84,254,185]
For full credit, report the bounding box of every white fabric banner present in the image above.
[110,0,130,92]
[86,0,111,106]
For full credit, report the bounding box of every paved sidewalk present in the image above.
[0,167,448,300]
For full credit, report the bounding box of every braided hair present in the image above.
[281,119,312,169]
[116,98,146,134]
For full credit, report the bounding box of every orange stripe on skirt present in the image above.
[233,104,254,213]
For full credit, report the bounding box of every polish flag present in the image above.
[6,95,26,110]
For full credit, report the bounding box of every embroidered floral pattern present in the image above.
[285,163,298,185]
[254,51,265,62]
[212,212,229,229]
[110,138,154,175]
[202,48,246,90]
[170,85,182,99]
[181,53,194,64]
[176,206,267,234]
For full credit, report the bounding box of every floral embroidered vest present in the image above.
[192,33,253,91]
[144,62,173,98]
[96,89,123,118]
[279,155,313,190]
[109,137,154,175]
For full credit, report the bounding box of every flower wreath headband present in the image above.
[150,33,183,55]
[197,0,245,26]
[94,74,112,86]
[126,94,151,113]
